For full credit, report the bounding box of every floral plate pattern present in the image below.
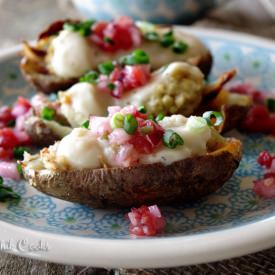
[0,28,274,267]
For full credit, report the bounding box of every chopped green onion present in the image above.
[140,125,153,135]
[163,130,184,149]
[160,30,174,47]
[186,116,208,132]
[144,32,159,41]
[98,61,115,75]
[172,41,188,54]
[81,120,89,129]
[120,49,150,65]
[79,70,99,83]
[63,20,95,36]
[155,113,165,122]
[111,113,124,129]
[160,36,174,47]
[147,114,155,121]
[0,176,21,202]
[13,147,30,160]
[136,21,156,34]
[138,105,147,114]
[107,83,116,91]
[104,37,114,44]
[41,107,55,121]
[123,114,138,134]
[17,164,23,175]
[203,111,224,127]
[266,98,275,112]
[6,120,15,127]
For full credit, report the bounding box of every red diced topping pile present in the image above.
[97,64,151,99]
[0,97,32,180]
[89,106,164,167]
[242,105,275,136]
[254,151,275,199]
[229,83,275,136]
[127,205,166,236]
[90,16,142,53]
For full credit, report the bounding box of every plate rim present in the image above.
[0,27,275,268]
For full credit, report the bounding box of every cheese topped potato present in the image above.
[21,17,212,94]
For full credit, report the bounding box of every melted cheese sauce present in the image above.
[141,115,211,165]
[59,82,112,127]
[38,115,212,170]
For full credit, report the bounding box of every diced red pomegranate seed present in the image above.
[127,205,166,237]
[0,147,13,160]
[90,17,142,53]
[0,128,19,149]
[0,106,15,128]
[253,176,275,199]
[257,150,273,168]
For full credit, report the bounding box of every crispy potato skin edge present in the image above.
[23,138,242,208]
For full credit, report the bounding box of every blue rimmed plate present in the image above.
[0,28,275,268]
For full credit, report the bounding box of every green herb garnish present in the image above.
[266,98,275,112]
[41,107,55,121]
[111,113,124,129]
[144,32,159,41]
[203,111,224,127]
[123,114,138,134]
[163,130,184,149]
[160,31,174,47]
[79,70,99,83]
[172,41,188,54]
[0,176,21,202]
[6,120,16,127]
[98,61,115,75]
[104,37,114,44]
[155,113,165,122]
[107,83,116,91]
[63,20,95,36]
[120,49,150,65]
[13,147,30,160]
[138,105,147,114]
[17,164,23,175]
[81,120,90,129]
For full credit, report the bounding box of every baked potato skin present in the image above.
[23,138,241,208]
[20,21,213,94]
[24,116,61,147]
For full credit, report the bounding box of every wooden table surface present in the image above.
[0,0,274,274]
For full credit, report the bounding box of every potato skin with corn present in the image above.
[120,62,204,116]
[22,138,241,208]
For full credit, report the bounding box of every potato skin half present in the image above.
[23,138,241,208]
[20,20,213,94]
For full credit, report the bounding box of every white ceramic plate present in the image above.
[0,27,275,268]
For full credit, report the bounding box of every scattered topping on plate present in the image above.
[228,83,275,136]
[0,97,32,179]
[254,150,275,199]
[127,205,166,236]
